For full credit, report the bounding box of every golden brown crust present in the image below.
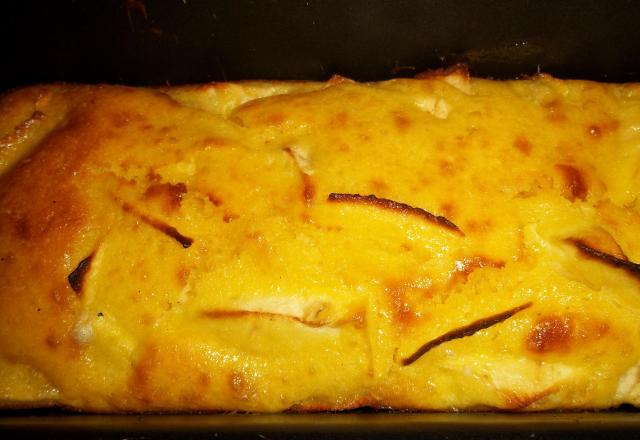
[1,74,640,412]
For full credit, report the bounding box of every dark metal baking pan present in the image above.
[3,0,640,91]
[2,410,640,439]
[2,0,640,438]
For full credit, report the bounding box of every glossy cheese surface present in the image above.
[1,71,640,411]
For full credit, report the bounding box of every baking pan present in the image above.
[2,0,640,438]
[2,410,640,439]
[3,0,640,91]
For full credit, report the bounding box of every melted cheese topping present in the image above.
[1,73,640,411]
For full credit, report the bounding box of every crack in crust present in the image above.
[401,302,533,366]
[201,309,328,328]
[121,202,193,248]
[569,238,640,280]
[283,147,315,207]
[67,253,94,295]
[327,193,463,235]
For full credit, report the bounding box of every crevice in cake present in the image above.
[401,302,532,366]
[283,146,315,207]
[121,202,193,248]
[67,253,94,295]
[327,193,463,235]
[568,238,640,280]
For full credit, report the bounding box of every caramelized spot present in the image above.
[228,372,255,401]
[450,256,505,285]
[143,182,187,213]
[513,135,532,155]
[555,164,588,201]
[45,333,61,349]
[568,238,640,280]
[13,216,30,240]
[207,192,223,206]
[587,120,618,138]
[327,193,463,236]
[393,112,413,132]
[369,179,389,194]
[265,112,285,125]
[198,372,211,388]
[302,174,315,207]
[465,219,493,234]
[67,254,94,295]
[327,74,353,85]
[386,283,421,328]
[439,202,456,218]
[201,136,229,148]
[223,212,237,223]
[129,345,157,404]
[401,302,532,366]
[438,160,455,176]
[201,309,328,328]
[526,316,573,353]
[122,202,193,248]
[108,111,146,128]
[147,170,162,182]
[328,111,350,129]
[176,266,190,287]
[542,99,567,123]
[50,286,73,307]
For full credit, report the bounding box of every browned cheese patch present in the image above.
[555,164,588,202]
[438,159,456,177]
[368,179,389,194]
[107,110,148,129]
[207,192,223,207]
[526,315,573,353]
[328,111,350,129]
[392,111,413,132]
[513,135,532,155]
[176,266,190,287]
[526,314,610,354]
[385,282,424,329]
[449,256,505,286]
[143,182,187,214]
[465,219,494,235]
[128,344,158,404]
[200,136,230,148]
[586,119,619,139]
[327,193,463,235]
[223,212,238,223]
[542,99,567,123]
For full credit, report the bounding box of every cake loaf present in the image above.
[1,68,640,412]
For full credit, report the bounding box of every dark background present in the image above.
[2,0,640,92]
